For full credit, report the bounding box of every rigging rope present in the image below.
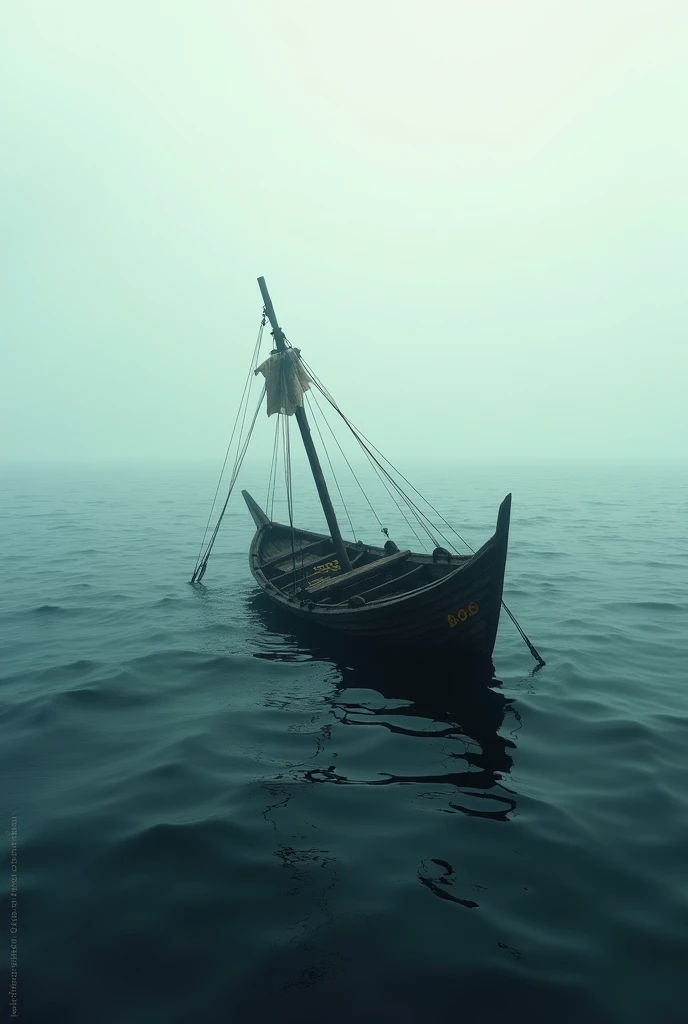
[306,379,431,549]
[311,372,447,547]
[300,354,546,668]
[339,422,473,553]
[190,382,266,583]
[306,391,384,533]
[301,358,454,550]
[358,441,433,550]
[192,319,265,578]
[305,394,357,542]
[282,414,298,589]
[189,316,545,667]
[500,604,546,669]
[266,414,280,518]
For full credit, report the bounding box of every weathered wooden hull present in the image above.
[242,491,511,657]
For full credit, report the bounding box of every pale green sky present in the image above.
[2,1,686,461]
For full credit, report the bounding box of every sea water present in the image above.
[1,458,686,1023]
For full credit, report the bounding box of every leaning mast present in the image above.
[257,276,351,573]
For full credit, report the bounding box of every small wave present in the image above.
[110,818,244,870]
[606,600,685,613]
[62,681,149,708]
[127,649,250,677]
[32,658,102,683]
[633,601,685,612]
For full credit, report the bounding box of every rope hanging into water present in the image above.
[190,382,266,583]
[501,603,547,670]
[190,313,267,584]
[192,318,265,578]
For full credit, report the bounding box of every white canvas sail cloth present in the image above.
[255,348,311,416]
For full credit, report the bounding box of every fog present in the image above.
[2,1,686,464]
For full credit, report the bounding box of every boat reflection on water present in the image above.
[225,598,597,1024]
[247,591,518,821]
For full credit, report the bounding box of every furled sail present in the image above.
[255,348,311,416]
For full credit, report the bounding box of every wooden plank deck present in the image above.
[261,538,326,570]
[271,550,338,576]
[306,549,411,596]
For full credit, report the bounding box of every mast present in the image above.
[257,276,352,573]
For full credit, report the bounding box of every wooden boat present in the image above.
[232,277,513,660]
[242,489,511,654]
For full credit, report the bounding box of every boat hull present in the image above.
[243,492,511,657]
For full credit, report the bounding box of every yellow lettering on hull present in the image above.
[447,601,480,628]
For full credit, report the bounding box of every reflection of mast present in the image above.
[257,276,351,571]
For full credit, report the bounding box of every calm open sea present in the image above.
[1,458,687,1023]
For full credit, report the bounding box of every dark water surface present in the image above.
[1,459,687,1023]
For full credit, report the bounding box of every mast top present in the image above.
[254,275,352,572]
[257,276,287,352]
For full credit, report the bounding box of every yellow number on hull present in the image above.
[447,601,480,628]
